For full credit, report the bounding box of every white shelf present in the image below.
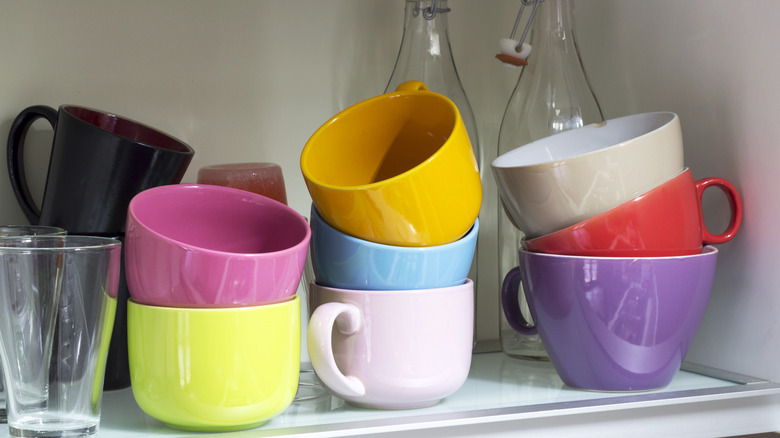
[6,348,780,438]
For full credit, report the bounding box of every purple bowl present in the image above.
[501,246,718,391]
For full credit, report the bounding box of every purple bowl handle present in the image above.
[501,266,538,335]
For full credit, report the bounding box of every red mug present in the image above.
[523,168,742,257]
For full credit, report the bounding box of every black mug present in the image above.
[7,105,194,234]
[7,105,195,390]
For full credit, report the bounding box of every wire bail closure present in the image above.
[416,0,451,20]
[511,0,544,51]
[495,0,544,66]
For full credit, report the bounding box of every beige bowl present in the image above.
[491,112,684,238]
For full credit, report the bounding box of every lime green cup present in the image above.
[127,296,300,432]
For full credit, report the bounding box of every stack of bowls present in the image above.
[300,81,481,409]
[492,112,743,391]
[123,184,310,431]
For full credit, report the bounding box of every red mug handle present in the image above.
[695,177,743,244]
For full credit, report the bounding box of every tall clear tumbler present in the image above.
[0,236,121,437]
[0,226,67,423]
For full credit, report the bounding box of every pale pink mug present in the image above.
[307,280,473,409]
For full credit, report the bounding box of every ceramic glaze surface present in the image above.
[491,112,684,238]
[308,280,474,409]
[310,205,478,290]
[127,296,300,431]
[125,184,310,307]
[523,169,742,256]
[502,247,718,391]
[300,82,481,247]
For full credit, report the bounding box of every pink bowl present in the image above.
[125,184,310,307]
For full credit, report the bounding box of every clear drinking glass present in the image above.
[0,235,121,437]
[0,226,67,423]
[0,226,66,238]
[497,0,604,360]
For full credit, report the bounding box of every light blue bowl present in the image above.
[310,205,478,290]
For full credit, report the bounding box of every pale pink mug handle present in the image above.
[695,177,743,244]
[307,301,366,397]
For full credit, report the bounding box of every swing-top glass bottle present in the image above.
[386,0,483,344]
[385,0,481,168]
[497,0,604,360]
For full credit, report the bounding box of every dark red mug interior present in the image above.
[64,106,191,153]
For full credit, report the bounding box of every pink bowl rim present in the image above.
[128,183,310,258]
[127,295,299,313]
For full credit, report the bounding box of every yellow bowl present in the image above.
[127,296,300,432]
[300,81,482,247]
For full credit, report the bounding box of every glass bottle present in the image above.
[497,0,604,360]
[386,0,483,343]
[385,1,480,166]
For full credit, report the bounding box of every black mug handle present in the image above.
[6,105,59,225]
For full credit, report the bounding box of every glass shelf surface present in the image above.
[1,350,777,437]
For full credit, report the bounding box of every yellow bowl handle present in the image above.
[395,80,428,92]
